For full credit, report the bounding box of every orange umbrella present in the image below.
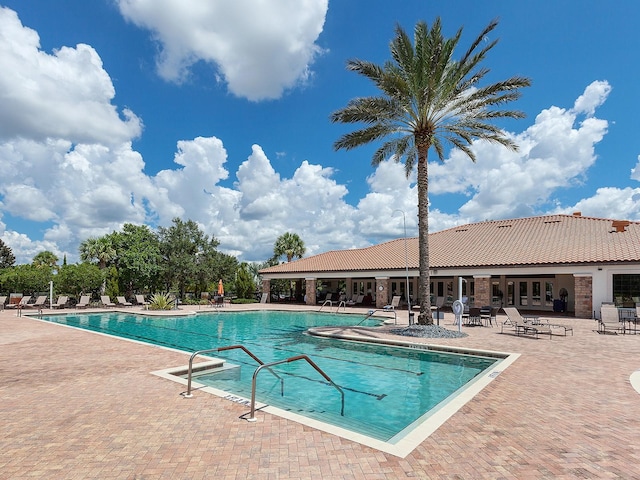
[218,279,224,296]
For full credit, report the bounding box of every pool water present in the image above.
[40,310,498,443]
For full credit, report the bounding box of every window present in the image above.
[532,281,541,306]
[519,282,528,306]
[613,274,640,307]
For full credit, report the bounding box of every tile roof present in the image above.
[260,214,640,275]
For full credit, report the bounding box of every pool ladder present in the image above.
[182,345,344,421]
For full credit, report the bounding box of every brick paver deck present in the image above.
[1,305,639,479]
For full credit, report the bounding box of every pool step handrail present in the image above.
[356,309,397,326]
[183,345,283,398]
[318,298,333,311]
[335,300,346,313]
[248,354,344,422]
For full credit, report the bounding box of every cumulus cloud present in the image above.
[1,7,639,266]
[429,81,611,221]
[0,7,141,145]
[116,0,328,100]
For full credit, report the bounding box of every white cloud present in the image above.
[631,155,640,182]
[429,81,611,222]
[573,80,611,116]
[1,7,639,267]
[116,0,328,100]
[0,7,141,145]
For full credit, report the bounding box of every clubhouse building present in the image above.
[259,213,640,319]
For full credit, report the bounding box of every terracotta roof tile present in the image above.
[260,214,640,275]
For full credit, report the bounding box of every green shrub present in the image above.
[148,292,174,310]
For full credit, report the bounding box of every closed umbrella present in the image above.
[218,279,224,296]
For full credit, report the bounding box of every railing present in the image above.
[182,345,283,398]
[318,298,333,311]
[248,354,344,421]
[356,309,397,326]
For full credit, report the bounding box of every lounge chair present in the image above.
[260,292,268,304]
[135,295,149,307]
[101,296,116,308]
[502,307,552,339]
[0,295,6,310]
[52,296,68,309]
[76,295,91,309]
[383,295,401,311]
[116,296,133,307]
[29,296,48,309]
[599,305,624,334]
[346,294,364,306]
[7,296,32,309]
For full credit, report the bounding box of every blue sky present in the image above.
[1,1,639,264]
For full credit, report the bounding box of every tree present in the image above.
[55,263,104,297]
[273,232,306,263]
[110,224,162,295]
[235,263,256,299]
[331,18,530,324]
[157,218,222,299]
[79,236,117,294]
[0,239,16,269]
[0,264,52,294]
[32,251,59,269]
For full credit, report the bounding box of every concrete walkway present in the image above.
[1,304,639,479]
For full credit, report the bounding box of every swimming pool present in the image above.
[39,310,513,456]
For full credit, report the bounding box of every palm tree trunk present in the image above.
[417,146,433,325]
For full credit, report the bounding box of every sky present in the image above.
[1,1,639,265]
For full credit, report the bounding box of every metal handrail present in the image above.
[182,345,283,398]
[318,298,333,311]
[248,354,344,421]
[335,300,346,313]
[356,309,397,326]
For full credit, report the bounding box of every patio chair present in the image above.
[76,295,91,309]
[599,305,624,334]
[100,296,116,308]
[480,306,499,327]
[502,307,552,339]
[135,295,149,307]
[25,295,48,309]
[383,295,401,311]
[346,294,364,306]
[7,296,32,309]
[0,295,6,310]
[52,296,68,309]
[116,296,133,307]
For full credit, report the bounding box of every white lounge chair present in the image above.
[502,307,552,339]
[116,296,133,307]
[101,296,116,308]
[599,305,624,334]
[135,295,149,307]
[76,295,91,308]
[383,295,401,311]
[52,296,68,309]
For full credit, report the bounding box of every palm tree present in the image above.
[32,251,59,269]
[79,236,117,294]
[79,237,117,270]
[273,232,306,263]
[331,18,530,324]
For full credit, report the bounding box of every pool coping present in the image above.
[152,329,519,458]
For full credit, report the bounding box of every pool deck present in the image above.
[1,304,639,479]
